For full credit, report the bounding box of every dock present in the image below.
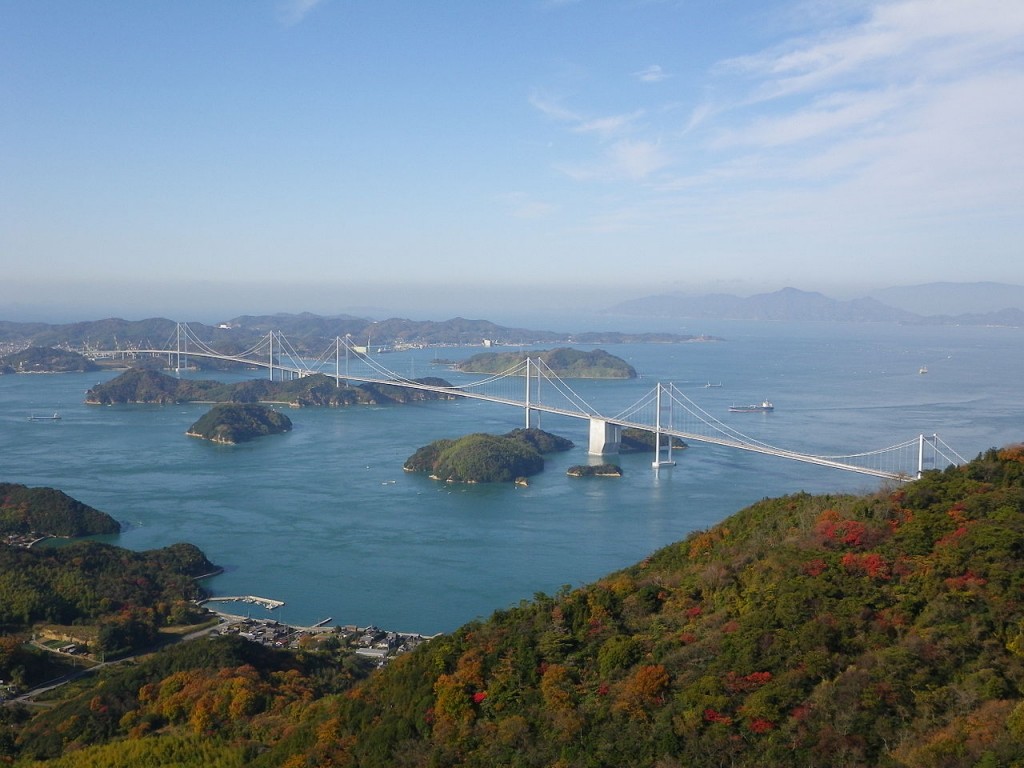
[201,595,285,610]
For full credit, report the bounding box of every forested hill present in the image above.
[8,446,1024,767]
[0,483,120,537]
[268,445,1024,768]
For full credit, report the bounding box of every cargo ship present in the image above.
[728,400,773,413]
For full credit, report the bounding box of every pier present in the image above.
[201,595,285,610]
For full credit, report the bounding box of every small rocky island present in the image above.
[404,428,573,483]
[566,463,623,478]
[456,348,637,379]
[186,403,293,444]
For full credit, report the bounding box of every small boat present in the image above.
[28,412,62,421]
[919,366,928,374]
[729,400,773,413]
[704,381,722,388]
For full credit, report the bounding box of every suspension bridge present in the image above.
[83,323,968,482]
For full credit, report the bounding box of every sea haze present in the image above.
[3,320,1021,634]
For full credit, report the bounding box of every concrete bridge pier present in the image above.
[588,418,621,455]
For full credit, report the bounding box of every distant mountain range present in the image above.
[0,314,705,353]
[605,283,1024,326]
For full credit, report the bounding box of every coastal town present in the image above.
[2,607,437,705]
[213,614,434,665]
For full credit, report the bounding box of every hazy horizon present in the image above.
[4,278,1024,329]
[4,2,1023,321]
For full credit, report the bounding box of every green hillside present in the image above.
[0,483,120,538]
[6,445,1024,767]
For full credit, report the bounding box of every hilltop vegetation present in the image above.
[5,446,1024,766]
[0,483,120,538]
[457,348,637,378]
[85,368,457,407]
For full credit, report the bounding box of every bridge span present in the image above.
[84,324,967,482]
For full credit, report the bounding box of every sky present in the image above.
[2,0,1023,322]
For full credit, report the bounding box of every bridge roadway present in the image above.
[89,348,912,481]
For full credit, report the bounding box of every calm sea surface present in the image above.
[2,319,1022,634]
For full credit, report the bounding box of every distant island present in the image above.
[0,345,99,374]
[457,348,637,379]
[0,314,711,359]
[186,403,293,444]
[85,368,459,407]
[0,482,121,542]
[404,428,573,483]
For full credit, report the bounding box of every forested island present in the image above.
[456,347,637,379]
[186,404,293,444]
[404,428,574,483]
[85,368,458,407]
[3,446,1024,765]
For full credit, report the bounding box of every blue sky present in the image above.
[2,0,1023,321]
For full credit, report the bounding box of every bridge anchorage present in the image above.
[82,323,967,482]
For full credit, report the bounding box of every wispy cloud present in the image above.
[697,0,1024,202]
[635,64,668,83]
[561,139,670,182]
[710,87,909,149]
[607,139,670,180]
[528,90,581,124]
[530,0,1024,251]
[574,111,645,140]
[721,0,1024,101]
[530,90,644,141]
[278,0,327,26]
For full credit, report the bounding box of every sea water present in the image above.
[1,319,1022,634]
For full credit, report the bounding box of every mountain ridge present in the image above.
[606,284,1024,325]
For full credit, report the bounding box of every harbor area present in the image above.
[209,612,436,665]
